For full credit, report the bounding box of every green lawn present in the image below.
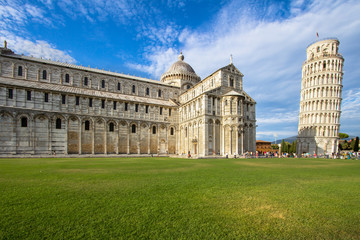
[0,157,359,239]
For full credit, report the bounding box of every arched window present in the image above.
[146,87,150,95]
[132,85,136,93]
[160,107,163,115]
[187,85,191,89]
[170,127,174,135]
[84,77,88,86]
[18,66,23,76]
[158,89,162,97]
[42,70,47,80]
[317,46,320,52]
[185,127,187,137]
[101,80,105,88]
[109,122,114,132]
[21,117,27,127]
[323,62,326,69]
[65,74,70,83]
[131,124,136,133]
[56,118,62,129]
[153,126,156,134]
[85,120,90,131]
[117,82,121,91]
[229,77,234,87]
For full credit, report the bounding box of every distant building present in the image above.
[256,140,276,154]
[297,38,344,155]
[0,44,256,156]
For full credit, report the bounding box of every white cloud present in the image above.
[0,31,76,63]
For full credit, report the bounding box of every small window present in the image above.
[85,120,90,131]
[132,85,136,93]
[44,93,48,102]
[76,96,80,105]
[101,80,105,88]
[62,95,66,104]
[229,78,234,87]
[109,122,114,132]
[101,99,105,109]
[42,70,47,80]
[65,74,70,83]
[152,126,156,134]
[187,85,191,89]
[125,103,128,111]
[27,91,31,101]
[146,105,149,113]
[170,127,174,135]
[158,89,162,97]
[317,46,320,52]
[84,77,88,86]
[8,89,13,99]
[160,107,163,115]
[117,82,121,91]
[89,98,93,107]
[56,118,61,129]
[113,101,117,110]
[18,66,23,76]
[135,104,139,112]
[146,87,150,95]
[21,117,27,127]
[131,124,136,133]
[169,109,172,116]
[185,127,187,137]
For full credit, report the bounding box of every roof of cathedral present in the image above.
[223,90,244,96]
[0,51,177,88]
[160,53,200,82]
[164,53,196,75]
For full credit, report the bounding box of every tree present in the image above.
[339,133,349,139]
[354,137,359,152]
[281,139,286,153]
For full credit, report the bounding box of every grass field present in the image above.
[0,157,360,239]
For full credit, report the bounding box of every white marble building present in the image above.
[0,45,256,157]
[297,38,344,155]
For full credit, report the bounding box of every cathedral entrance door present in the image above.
[193,143,197,154]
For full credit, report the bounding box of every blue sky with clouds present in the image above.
[1,0,359,142]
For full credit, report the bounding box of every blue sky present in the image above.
[1,0,359,142]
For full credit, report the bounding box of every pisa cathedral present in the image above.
[297,38,344,155]
[0,44,256,156]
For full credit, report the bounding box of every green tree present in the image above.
[353,137,359,152]
[338,143,343,151]
[281,139,286,153]
[339,133,349,139]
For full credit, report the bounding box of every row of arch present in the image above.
[303,58,343,76]
[0,110,177,155]
[298,125,339,138]
[302,73,342,88]
[302,86,342,100]
[301,99,341,112]
[299,112,340,125]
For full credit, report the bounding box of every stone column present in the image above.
[79,119,82,154]
[92,120,95,154]
[148,126,151,154]
[241,129,244,154]
[116,123,119,154]
[137,122,140,154]
[127,125,130,154]
[104,124,107,154]
[235,126,239,155]
[48,117,52,153]
[220,125,224,155]
[213,121,216,155]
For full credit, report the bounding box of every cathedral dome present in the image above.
[164,53,196,75]
[160,53,200,89]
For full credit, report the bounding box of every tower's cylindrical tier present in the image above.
[297,38,344,155]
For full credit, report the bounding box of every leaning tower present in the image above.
[297,38,344,156]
